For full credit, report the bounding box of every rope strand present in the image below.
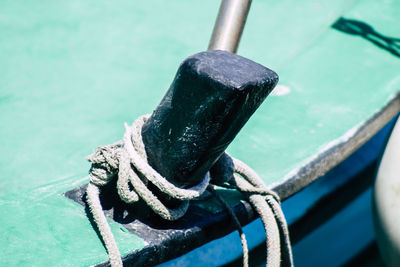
[86,183,123,267]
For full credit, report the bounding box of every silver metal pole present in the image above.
[208,0,252,54]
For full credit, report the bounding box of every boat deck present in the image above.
[1,0,400,265]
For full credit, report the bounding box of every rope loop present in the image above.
[87,114,210,221]
[85,115,293,267]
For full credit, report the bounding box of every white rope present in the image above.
[231,158,294,267]
[86,183,123,267]
[85,115,293,267]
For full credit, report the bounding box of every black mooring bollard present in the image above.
[141,50,278,188]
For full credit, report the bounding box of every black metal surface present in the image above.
[65,50,278,266]
[141,50,278,187]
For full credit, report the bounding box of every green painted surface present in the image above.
[0,0,399,265]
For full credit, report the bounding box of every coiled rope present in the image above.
[86,115,293,267]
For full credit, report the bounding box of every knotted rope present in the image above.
[86,115,293,267]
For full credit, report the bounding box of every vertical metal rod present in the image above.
[208,0,252,54]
